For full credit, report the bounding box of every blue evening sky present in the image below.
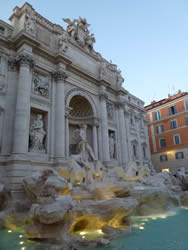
[1,0,188,105]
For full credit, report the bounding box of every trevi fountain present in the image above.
[0,3,188,250]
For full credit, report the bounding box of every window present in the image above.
[156,124,164,134]
[185,116,188,125]
[159,138,166,148]
[154,111,161,120]
[170,120,178,129]
[168,105,176,115]
[0,26,5,35]
[185,100,188,110]
[160,154,168,162]
[176,152,184,159]
[174,134,181,145]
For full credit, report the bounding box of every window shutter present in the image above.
[186,101,188,110]
[156,126,159,134]
[155,112,157,120]
[186,117,188,125]
[170,121,173,129]
[161,125,164,132]
[174,106,177,114]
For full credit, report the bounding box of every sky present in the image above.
[1,0,188,105]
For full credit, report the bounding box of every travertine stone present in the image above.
[99,88,110,162]
[52,70,68,159]
[0,3,151,197]
[117,102,128,166]
[13,53,34,154]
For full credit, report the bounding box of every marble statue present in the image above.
[107,103,114,120]
[109,133,115,159]
[100,61,106,79]
[116,69,124,87]
[73,124,96,162]
[58,32,69,53]
[85,33,95,50]
[33,72,49,97]
[29,114,46,153]
[63,17,95,50]
[63,18,77,38]
[78,16,90,32]
[25,8,37,36]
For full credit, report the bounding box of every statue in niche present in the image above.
[29,114,46,153]
[73,124,96,162]
[33,72,49,97]
[109,133,115,159]
[116,69,124,87]
[107,103,114,120]
[25,8,37,36]
[58,32,68,53]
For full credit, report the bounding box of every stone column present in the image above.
[65,107,72,158]
[117,102,128,167]
[124,108,131,163]
[92,120,98,160]
[135,115,143,164]
[52,71,68,160]
[13,53,34,154]
[99,90,110,162]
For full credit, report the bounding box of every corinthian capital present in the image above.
[115,101,124,110]
[51,70,68,82]
[8,58,17,72]
[16,53,34,68]
[99,92,108,101]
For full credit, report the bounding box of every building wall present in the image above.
[146,93,188,172]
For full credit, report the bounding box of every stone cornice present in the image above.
[12,31,40,50]
[5,30,128,96]
[51,70,68,82]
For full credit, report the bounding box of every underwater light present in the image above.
[162,168,170,173]
[97,229,103,234]
[19,235,23,238]
[21,247,26,250]
[8,230,12,233]
[80,231,86,236]
[19,241,24,245]
[139,226,144,230]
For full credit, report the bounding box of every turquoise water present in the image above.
[0,229,42,250]
[79,208,188,250]
[0,208,188,250]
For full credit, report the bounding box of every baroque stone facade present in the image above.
[0,3,151,197]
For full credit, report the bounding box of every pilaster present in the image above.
[115,101,128,167]
[92,119,99,160]
[52,70,68,160]
[99,87,110,163]
[12,53,34,154]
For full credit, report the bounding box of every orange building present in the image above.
[145,91,188,173]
